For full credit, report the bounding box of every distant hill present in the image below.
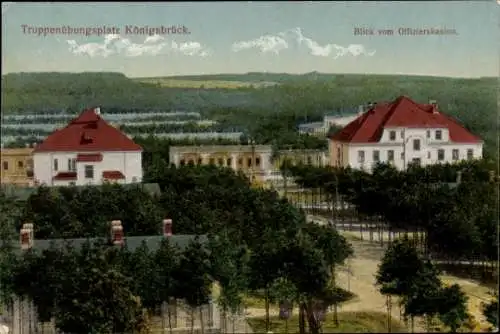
[145,72,492,83]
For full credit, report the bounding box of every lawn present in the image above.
[242,288,357,310]
[247,311,408,333]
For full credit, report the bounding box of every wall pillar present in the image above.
[172,153,180,166]
[231,154,238,170]
[200,153,210,164]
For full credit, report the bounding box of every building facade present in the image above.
[272,149,328,169]
[33,108,143,186]
[0,148,34,186]
[169,145,273,181]
[329,96,483,171]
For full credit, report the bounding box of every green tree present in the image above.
[208,233,249,333]
[376,238,427,328]
[174,238,213,334]
[436,284,470,333]
[52,245,144,334]
[154,238,181,334]
[482,298,499,330]
[302,223,353,326]
[282,233,332,334]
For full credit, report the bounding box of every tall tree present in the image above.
[174,239,213,334]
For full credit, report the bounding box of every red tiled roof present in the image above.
[76,153,103,162]
[33,109,142,153]
[102,170,125,180]
[329,96,482,143]
[53,172,77,180]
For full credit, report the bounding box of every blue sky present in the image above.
[2,1,498,78]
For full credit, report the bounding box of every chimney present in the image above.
[163,219,173,237]
[429,100,438,113]
[95,107,101,115]
[20,223,34,250]
[110,220,124,246]
[357,105,364,115]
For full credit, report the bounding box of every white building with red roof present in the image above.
[33,108,143,186]
[328,96,483,171]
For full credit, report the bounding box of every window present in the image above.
[53,159,58,171]
[412,158,421,166]
[413,139,421,151]
[389,131,396,141]
[209,158,215,165]
[452,149,459,160]
[69,182,76,186]
[401,152,405,160]
[188,159,194,166]
[307,156,312,165]
[255,157,261,166]
[2,161,8,170]
[358,150,365,163]
[238,158,243,166]
[218,158,224,166]
[17,160,24,168]
[197,158,203,165]
[84,165,94,179]
[467,149,473,160]
[68,159,76,172]
[400,130,404,139]
[426,130,430,138]
[427,151,431,159]
[387,150,394,161]
[435,130,442,140]
[132,177,138,183]
[27,159,33,168]
[437,149,445,161]
[373,150,380,162]
[226,158,232,166]
[180,159,186,166]
[247,158,252,167]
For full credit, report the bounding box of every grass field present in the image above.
[242,288,356,310]
[247,311,407,333]
[135,78,274,89]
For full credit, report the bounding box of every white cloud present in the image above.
[66,34,211,58]
[232,27,376,59]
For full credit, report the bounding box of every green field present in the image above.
[133,78,277,89]
[247,311,407,333]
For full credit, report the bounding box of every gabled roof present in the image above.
[31,235,208,253]
[329,96,482,144]
[33,108,142,153]
[10,235,208,255]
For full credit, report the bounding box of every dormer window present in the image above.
[435,130,442,140]
[80,132,93,144]
[389,131,396,141]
